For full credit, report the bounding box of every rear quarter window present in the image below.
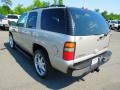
[41,8,71,34]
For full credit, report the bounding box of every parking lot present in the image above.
[0,30,120,90]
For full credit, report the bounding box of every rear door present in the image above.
[68,8,110,60]
[20,11,38,54]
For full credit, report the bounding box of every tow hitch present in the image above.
[91,68,100,73]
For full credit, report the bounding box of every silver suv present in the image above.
[9,6,112,78]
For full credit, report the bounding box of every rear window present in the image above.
[68,8,109,36]
[41,8,71,34]
[7,15,18,19]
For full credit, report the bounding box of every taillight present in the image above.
[63,42,76,61]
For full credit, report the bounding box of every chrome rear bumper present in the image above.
[67,51,112,77]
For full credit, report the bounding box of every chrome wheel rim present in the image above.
[9,35,14,48]
[34,53,46,76]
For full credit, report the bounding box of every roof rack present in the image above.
[48,4,66,7]
[32,7,40,10]
[32,5,66,10]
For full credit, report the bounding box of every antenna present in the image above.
[83,0,86,8]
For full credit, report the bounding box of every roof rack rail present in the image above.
[32,5,66,10]
[32,7,40,10]
[32,6,46,10]
[48,4,66,7]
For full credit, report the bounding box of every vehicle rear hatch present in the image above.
[68,8,110,62]
[2,18,9,25]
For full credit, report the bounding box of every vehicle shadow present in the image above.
[0,27,9,31]
[4,42,89,89]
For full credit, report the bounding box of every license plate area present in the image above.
[92,57,99,65]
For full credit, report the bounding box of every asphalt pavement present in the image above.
[0,30,120,90]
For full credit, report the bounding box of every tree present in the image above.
[33,0,43,8]
[33,0,49,8]
[101,10,108,19]
[59,0,63,5]
[14,4,25,14]
[42,1,50,7]
[1,0,12,7]
[95,9,100,13]
[13,0,50,14]
[53,0,64,5]
[25,5,34,12]
[0,0,12,15]
[53,0,57,5]
[0,5,12,15]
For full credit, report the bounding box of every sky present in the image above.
[0,0,120,14]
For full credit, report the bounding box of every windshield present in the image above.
[68,8,109,36]
[7,15,18,19]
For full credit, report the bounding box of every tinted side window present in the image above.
[17,13,27,27]
[26,12,38,29]
[41,9,68,34]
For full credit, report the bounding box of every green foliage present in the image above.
[0,0,12,15]
[95,9,100,13]
[33,0,42,8]
[107,13,120,20]
[95,9,120,20]
[53,0,57,5]
[14,4,26,15]
[33,0,49,8]
[0,0,120,20]
[53,0,64,5]
[0,0,50,15]
[0,5,12,15]
[25,5,34,12]
[59,0,63,5]
[42,1,50,7]
[1,0,12,6]
[101,10,108,19]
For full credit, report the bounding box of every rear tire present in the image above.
[118,27,120,32]
[34,49,52,78]
[9,34,15,49]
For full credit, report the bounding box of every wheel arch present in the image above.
[33,43,52,65]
